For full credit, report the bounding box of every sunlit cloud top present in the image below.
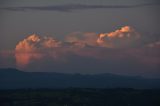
[14,26,160,70]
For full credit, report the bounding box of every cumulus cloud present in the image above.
[15,34,62,68]
[65,26,141,48]
[13,26,160,77]
[15,26,142,68]
[97,26,141,48]
[65,32,98,47]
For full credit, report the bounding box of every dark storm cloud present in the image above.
[1,3,160,12]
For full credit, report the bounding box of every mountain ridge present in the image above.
[0,68,160,89]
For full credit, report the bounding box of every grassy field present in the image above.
[0,88,160,106]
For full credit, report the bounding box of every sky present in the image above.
[0,0,160,78]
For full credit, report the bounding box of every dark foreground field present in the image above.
[0,88,160,106]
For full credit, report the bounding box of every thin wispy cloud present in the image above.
[1,3,160,12]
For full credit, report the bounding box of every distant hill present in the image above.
[0,68,160,89]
